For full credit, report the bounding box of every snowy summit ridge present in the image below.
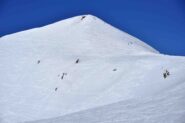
[0,15,185,123]
[2,14,158,56]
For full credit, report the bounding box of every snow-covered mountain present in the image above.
[0,15,185,123]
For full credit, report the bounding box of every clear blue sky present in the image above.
[0,0,185,55]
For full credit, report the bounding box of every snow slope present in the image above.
[27,79,185,123]
[0,15,185,123]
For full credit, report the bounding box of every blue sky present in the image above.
[0,0,185,55]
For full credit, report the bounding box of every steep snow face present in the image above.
[1,15,158,56]
[0,15,185,123]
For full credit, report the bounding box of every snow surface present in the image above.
[0,15,185,123]
[27,81,185,123]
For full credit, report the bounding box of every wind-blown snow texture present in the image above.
[0,15,185,123]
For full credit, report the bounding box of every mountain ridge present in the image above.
[0,15,185,123]
[1,15,159,56]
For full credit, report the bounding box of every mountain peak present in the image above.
[2,15,159,56]
[1,15,185,123]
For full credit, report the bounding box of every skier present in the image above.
[55,88,58,91]
[75,59,80,64]
[61,73,67,80]
[81,16,86,20]
[37,60,40,64]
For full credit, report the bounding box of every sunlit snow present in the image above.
[0,15,185,123]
